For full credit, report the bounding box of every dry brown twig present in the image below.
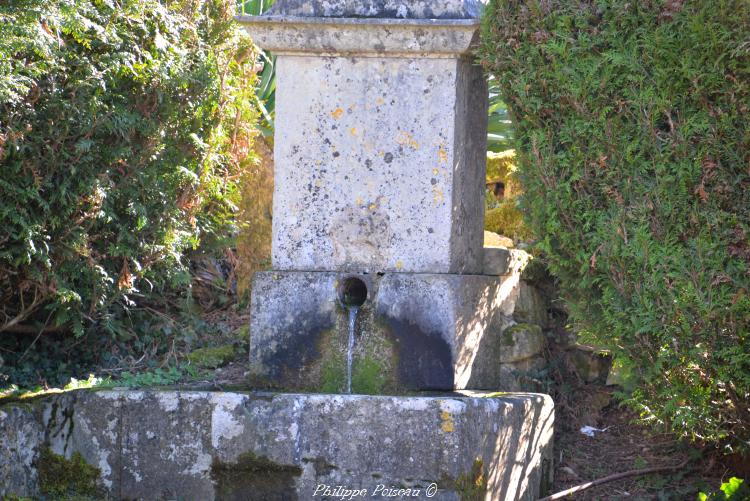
[538,459,692,501]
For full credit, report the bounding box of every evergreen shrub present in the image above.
[480,0,750,448]
[0,0,256,342]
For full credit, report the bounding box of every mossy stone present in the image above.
[440,458,487,501]
[37,448,100,499]
[351,356,388,395]
[186,345,236,369]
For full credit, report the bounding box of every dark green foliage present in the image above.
[479,0,749,448]
[238,0,277,135]
[0,0,255,341]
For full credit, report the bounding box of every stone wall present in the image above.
[0,390,553,500]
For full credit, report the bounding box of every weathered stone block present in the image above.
[269,55,486,274]
[498,324,546,364]
[240,9,488,275]
[496,357,548,393]
[0,404,44,498]
[0,390,554,501]
[512,281,549,328]
[569,345,613,384]
[484,230,514,249]
[266,0,483,19]
[483,246,511,275]
[249,271,529,392]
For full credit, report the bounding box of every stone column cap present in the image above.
[264,0,483,19]
[237,0,484,57]
[236,15,480,57]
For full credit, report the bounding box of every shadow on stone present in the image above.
[382,316,453,390]
[211,451,301,501]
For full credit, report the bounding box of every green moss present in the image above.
[351,356,388,395]
[315,316,399,395]
[233,325,250,346]
[502,323,542,346]
[477,391,511,398]
[298,311,403,395]
[312,326,346,393]
[320,352,347,393]
[353,326,398,394]
[186,345,236,369]
[37,448,100,499]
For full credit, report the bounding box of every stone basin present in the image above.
[0,389,553,500]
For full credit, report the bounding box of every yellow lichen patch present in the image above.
[331,108,344,120]
[350,127,358,136]
[440,411,455,433]
[395,260,404,270]
[432,168,440,175]
[375,97,385,106]
[437,146,448,164]
[368,203,377,211]
[396,131,419,150]
[432,186,445,204]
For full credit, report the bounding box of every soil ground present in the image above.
[550,386,736,500]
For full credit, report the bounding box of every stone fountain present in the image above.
[246,0,528,394]
[0,1,554,499]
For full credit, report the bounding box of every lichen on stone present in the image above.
[453,458,486,501]
[440,458,486,501]
[502,323,543,346]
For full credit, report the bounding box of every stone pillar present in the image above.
[240,1,515,392]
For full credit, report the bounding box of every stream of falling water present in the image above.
[346,306,359,394]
